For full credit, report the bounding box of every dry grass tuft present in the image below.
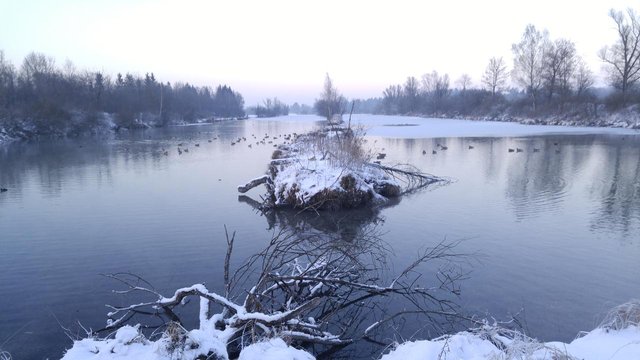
[599,299,640,330]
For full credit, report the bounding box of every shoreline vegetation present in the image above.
[346,9,640,132]
[61,314,640,360]
[5,8,640,143]
[0,50,246,144]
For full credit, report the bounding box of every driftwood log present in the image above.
[237,175,271,193]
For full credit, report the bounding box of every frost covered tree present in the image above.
[481,57,508,97]
[314,73,346,120]
[599,8,640,102]
[512,24,548,111]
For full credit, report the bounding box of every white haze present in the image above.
[0,0,637,104]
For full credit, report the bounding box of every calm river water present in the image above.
[1,115,639,359]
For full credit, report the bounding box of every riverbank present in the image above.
[3,108,639,146]
[382,324,640,360]
[60,301,640,359]
[413,104,640,130]
[0,112,253,145]
[0,112,119,144]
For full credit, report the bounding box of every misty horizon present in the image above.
[1,0,637,105]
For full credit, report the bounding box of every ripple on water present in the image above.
[508,176,568,220]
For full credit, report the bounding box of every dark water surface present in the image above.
[1,115,639,359]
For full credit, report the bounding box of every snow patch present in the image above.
[238,338,315,360]
[381,326,640,360]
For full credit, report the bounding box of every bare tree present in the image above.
[512,24,549,111]
[314,73,345,121]
[382,84,402,114]
[402,76,420,113]
[543,38,577,100]
[421,71,450,113]
[19,51,56,86]
[573,59,594,97]
[456,74,472,92]
[0,50,16,110]
[599,8,640,99]
[556,40,578,98]
[481,57,508,97]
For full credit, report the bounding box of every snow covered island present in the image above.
[238,126,442,211]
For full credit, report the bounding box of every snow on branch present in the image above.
[64,225,470,359]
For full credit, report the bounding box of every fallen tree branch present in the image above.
[238,175,271,193]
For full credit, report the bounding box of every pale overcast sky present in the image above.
[0,0,636,104]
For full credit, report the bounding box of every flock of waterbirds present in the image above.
[127,129,565,168]
[146,131,300,158]
[0,131,565,194]
[416,141,561,156]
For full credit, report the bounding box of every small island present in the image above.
[238,126,442,211]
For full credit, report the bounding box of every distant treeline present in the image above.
[351,9,640,125]
[0,50,245,137]
[249,97,289,118]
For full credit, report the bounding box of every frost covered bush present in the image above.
[599,299,640,330]
[306,126,371,170]
[381,320,640,360]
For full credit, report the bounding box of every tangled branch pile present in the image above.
[62,228,468,360]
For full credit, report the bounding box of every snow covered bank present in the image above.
[61,325,311,360]
[381,325,640,360]
[353,114,640,139]
[60,306,640,360]
[382,300,640,360]
[61,328,314,360]
[239,127,441,210]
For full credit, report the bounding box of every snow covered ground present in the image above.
[59,323,640,360]
[253,114,640,139]
[60,300,640,359]
[348,114,640,139]
[381,325,640,360]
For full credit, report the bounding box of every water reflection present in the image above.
[384,134,640,232]
[503,138,569,221]
[589,143,640,235]
[239,194,398,242]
